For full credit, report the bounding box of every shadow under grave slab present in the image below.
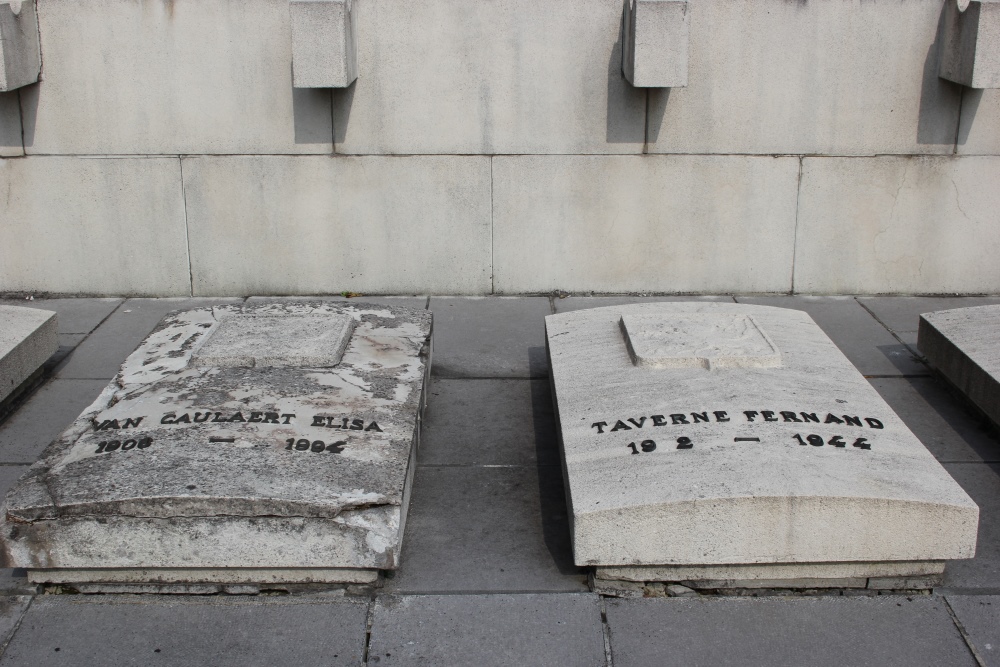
[0,301,432,589]
[546,302,978,592]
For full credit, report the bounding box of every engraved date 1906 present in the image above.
[284,438,345,454]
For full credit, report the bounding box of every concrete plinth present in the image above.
[546,302,978,589]
[919,305,1000,430]
[0,305,56,405]
[0,302,432,586]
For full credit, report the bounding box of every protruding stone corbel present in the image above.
[622,0,689,88]
[939,0,1000,88]
[0,0,40,92]
[289,0,358,88]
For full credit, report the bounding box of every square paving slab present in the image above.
[546,302,978,587]
[920,305,1000,430]
[0,301,431,587]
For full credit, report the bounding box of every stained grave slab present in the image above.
[0,302,432,588]
[919,304,1000,430]
[0,305,57,405]
[546,302,978,589]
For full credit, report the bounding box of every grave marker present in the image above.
[546,302,978,592]
[0,302,431,590]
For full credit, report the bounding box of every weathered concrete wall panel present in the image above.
[795,157,1000,294]
[22,0,332,155]
[647,0,962,156]
[182,156,492,296]
[332,0,646,155]
[957,89,1000,155]
[492,155,800,294]
[0,92,22,156]
[0,157,190,296]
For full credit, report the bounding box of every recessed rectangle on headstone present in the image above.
[0,302,431,590]
[547,302,978,590]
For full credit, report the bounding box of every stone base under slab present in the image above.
[28,567,380,594]
[592,561,946,597]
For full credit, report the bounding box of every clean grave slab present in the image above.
[546,302,978,589]
[0,305,57,404]
[920,305,1000,430]
[0,301,431,588]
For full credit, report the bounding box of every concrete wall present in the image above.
[0,0,998,296]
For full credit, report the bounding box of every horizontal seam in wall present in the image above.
[9,153,998,159]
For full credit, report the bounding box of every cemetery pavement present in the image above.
[0,295,998,666]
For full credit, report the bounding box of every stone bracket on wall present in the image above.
[622,0,689,88]
[939,0,1000,88]
[0,0,40,91]
[289,0,358,88]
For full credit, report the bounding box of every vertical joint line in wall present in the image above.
[16,90,25,153]
[330,89,337,154]
[179,157,194,297]
[642,89,650,154]
[790,156,804,295]
[953,87,965,155]
[490,156,495,294]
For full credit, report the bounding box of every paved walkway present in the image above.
[0,295,999,666]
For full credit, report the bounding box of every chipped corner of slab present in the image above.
[191,312,356,368]
[619,312,782,370]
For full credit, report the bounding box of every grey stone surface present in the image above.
[870,377,1000,463]
[0,0,39,91]
[646,0,962,155]
[290,0,357,88]
[386,465,587,593]
[0,157,190,296]
[0,306,56,403]
[555,296,735,314]
[55,299,242,381]
[0,380,108,463]
[943,463,1000,589]
[492,155,799,294]
[920,305,1000,429]
[547,302,977,567]
[191,313,355,368]
[182,156,492,296]
[622,0,689,88]
[246,296,428,310]
[940,0,1000,89]
[958,88,1000,155]
[0,91,21,157]
[27,566,377,585]
[0,298,123,335]
[794,157,1000,295]
[736,296,926,376]
[332,0,645,155]
[22,0,331,154]
[859,296,1000,348]
[369,594,604,666]
[947,595,1000,666]
[0,595,30,649]
[419,379,558,466]
[428,297,552,378]
[0,596,369,666]
[2,302,431,575]
[605,596,978,667]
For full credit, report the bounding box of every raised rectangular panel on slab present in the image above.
[939,0,1000,89]
[622,0,689,87]
[289,0,358,88]
[0,302,432,587]
[0,0,39,91]
[546,302,978,588]
[919,305,1000,430]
